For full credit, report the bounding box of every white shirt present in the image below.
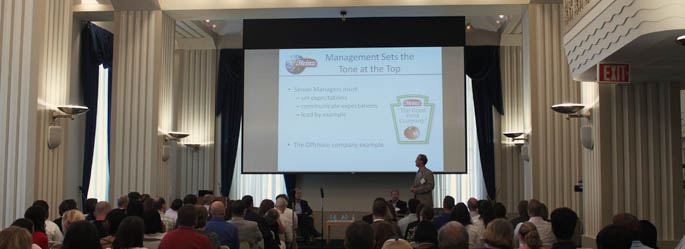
[676,234,685,249]
[631,240,653,249]
[514,217,556,249]
[277,208,298,243]
[45,219,63,242]
[398,213,418,236]
[165,209,178,222]
[470,216,485,241]
[465,224,482,248]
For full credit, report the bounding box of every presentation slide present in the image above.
[243,47,466,173]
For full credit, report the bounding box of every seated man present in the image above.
[288,188,321,241]
[92,201,111,238]
[241,195,261,222]
[398,199,420,236]
[390,190,408,215]
[159,205,213,249]
[433,196,455,229]
[229,201,263,249]
[345,221,375,249]
[206,201,239,249]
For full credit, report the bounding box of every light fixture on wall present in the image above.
[551,103,591,120]
[162,131,189,161]
[503,131,528,145]
[47,105,89,150]
[184,143,201,151]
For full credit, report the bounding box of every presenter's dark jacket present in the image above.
[288,199,313,216]
[393,200,408,215]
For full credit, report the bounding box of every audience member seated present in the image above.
[129,192,143,202]
[517,222,542,249]
[398,199,419,237]
[183,194,199,206]
[229,201,263,249]
[242,195,261,222]
[143,210,166,249]
[93,201,111,238]
[385,201,399,223]
[405,204,434,241]
[11,218,41,249]
[437,221,468,249]
[493,203,507,219]
[433,196,455,229]
[372,221,398,249]
[287,189,321,241]
[206,201,239,249]
[381,238,413,249]
[0,226,34,249]
[100,208,128,249]
[613,213,652,249]
[165,199,182,222]
[275,197,297,247]
[194,205,222,249]
[345,221,375,249]
[414,220,439,249]
[390,190,408,215]
[32,200,63,243]
[127,200,145,218]
[481,218,514,249]
[54,199,78,233]
[61,210,85,233]
[117,196,129,210]
[514,199,556,248]
[540,204,549,221]
[596,224,632,249]
[154,198,175,232]
[202,194,215,211]
[62,220,103,249]
[466,198,485,237]
[639,220,658,249]
[509,201,528,229]
[364,198,391,224]
[449,203,480,248]
[113,216,145,249]
[259,200,284,249]
[159,205,213,249]
[84,198,98,221]
[550,208,578,249]
[478,200,495,228]
[25,205,49,249]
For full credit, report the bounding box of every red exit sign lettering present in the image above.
[598,63,630,83]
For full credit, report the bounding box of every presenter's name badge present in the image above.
[391,95,434,144]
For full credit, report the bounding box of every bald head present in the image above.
[210,201,226,218]
[467,198,478,212]
[438,221,469,249]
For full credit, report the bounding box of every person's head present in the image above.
[612,213,640,240]
[550,208,578,241]
[482,218,514,249]
[371,221,397,249]
[264,208,280,225]
[85,198,98,214]
[415,154,428,167]
[59,199,78,216]
[0,226,33,249]
[442,196,455,213]
[24,205,46,233]
[231,201,246,217]
[95,201,112,220]
[195,205,210,229]
[170,199,183,211]
[183,194,198,205]
[516,200,528,218]
[117,196,129,209]
[345,221,375,249]
[142,209,163,234]
[153,197,166,212]
[373,198,389,218]
[391,190,400,201]
[639,220,658,249]
[258,199,275,216]
[527,199,543,218]
[128,192,142,202]
[408,199,419,214]
[62,209,85,231]
[438,221,468,249]
[419,204,434,221]
[493,203,506,219]
[113,216,144,249]
[540,203,549,220]
[381,239,412,249]
[126,199,144,217]
[202,194,215,206]
[596,224,632,249]
[294,188,303,200]
[62,221,103,249]
[32,200,50,219]
[478,200,494,227]
[275,197,288,211]
[141,194,151,202]
[142,198,154,213]
[467,198,478,212]
[449,203,472,226]
[241,195,254,208]
[177,204,198,228]
[518,222,542,249]
[11,218,34,234]
[415,220,438,244]
[210,201,226,219]
[105,208,127,236]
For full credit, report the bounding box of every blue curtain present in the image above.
[80,23,113,204]
[216,49,244,197]
[465,46,503,201]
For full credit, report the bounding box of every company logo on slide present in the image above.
[391,95,435,144]
[285,55,317,74]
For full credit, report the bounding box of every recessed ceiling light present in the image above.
[499,14,505,19]
[212,23,217,29]
[204,19,210,23]
[496,20,501,24]
[676,35,685,46]
[466,24,472,30]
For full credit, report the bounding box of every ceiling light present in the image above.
[676,35,685,46]
[205,19,210,23]
[211,23,217,29]
[466,23,472,30]
[499,14,505,19]
[496,20,501,24]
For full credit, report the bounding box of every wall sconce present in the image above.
[48,105,89,150]
[164,131,189,143]
[503,131,528,145]
[184,143,201,151]
[551,103,591,120]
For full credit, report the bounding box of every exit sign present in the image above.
[598,63,630,83]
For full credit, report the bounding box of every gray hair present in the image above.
[275,197,288,208]
[438,221,469,249]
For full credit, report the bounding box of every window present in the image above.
[87,64,110,201]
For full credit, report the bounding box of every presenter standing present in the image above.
[410,154,434,208]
